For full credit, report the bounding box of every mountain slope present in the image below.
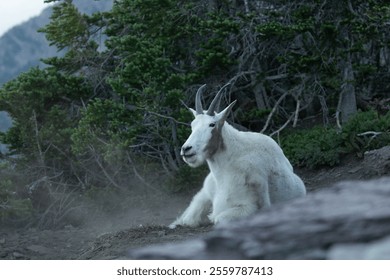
[0,0,113,86]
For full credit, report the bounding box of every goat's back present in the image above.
[221,125,306,202]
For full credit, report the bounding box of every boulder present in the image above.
[130,177,390,259]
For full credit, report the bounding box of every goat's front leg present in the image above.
[169,188,211,229]
[211,203,258,225]
[211,177,270,225]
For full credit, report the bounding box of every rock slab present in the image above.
[130,177,390,259]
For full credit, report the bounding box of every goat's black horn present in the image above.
[206,83,231,116]
[195,84,206,115]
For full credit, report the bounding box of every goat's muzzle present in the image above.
[181,145,195,158]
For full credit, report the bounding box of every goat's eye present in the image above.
[209,123,216,128]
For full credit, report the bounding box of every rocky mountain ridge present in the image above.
[0,0,113,86]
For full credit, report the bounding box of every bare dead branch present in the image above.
[147,111,189,126]
[32,110,45,167]
[261,90,290,133]
[357,131,383,137]
[318,95,329,126]
[293,99,300,128]
[270,113,295,137]
[88,145,123,190]
[126,151,161,192]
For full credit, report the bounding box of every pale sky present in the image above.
[0,1,53,37]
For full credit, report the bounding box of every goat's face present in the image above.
[181,84,236,167]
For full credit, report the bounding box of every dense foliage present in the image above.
[281,110,390,168]
[0,0,389,227]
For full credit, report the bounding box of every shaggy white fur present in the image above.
[170,86,306,228]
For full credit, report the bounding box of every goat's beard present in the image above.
[182,154,205,168]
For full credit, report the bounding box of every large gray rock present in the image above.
[130,177,390,259]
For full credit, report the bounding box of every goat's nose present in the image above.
[181,145,192,154]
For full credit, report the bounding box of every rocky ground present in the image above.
[0,146,389,260]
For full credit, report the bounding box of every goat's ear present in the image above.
[189,108,197,117]
[215,100,237,124]
[180,99,198,118]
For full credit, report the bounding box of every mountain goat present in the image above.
[170,85,306,228]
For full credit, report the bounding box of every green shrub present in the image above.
[280,110,390,169]
[0,67,91,165]
[341,110,390,156]
[280,126,343,168]
[0,197,33,224]
[71,98,140,158]
[0,164,33,225]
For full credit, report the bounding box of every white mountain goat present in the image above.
[169,85,306,228]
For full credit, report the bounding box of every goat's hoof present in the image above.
[168,224,177,229]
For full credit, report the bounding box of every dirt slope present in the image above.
[0,146,389,260]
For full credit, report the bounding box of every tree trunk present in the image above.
[337,53,357,125]
[253,81,268,110]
